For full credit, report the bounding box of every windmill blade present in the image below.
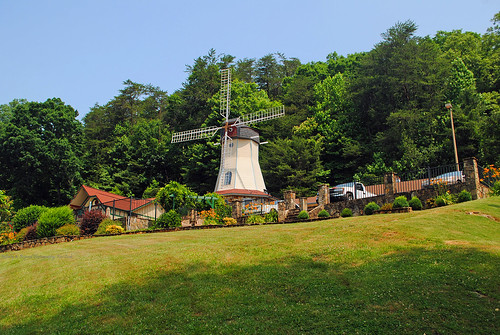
[237,105,285,126]
[220,68,231,122]
[171,125,221,143]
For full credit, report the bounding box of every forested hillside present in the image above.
[1,15,499,208]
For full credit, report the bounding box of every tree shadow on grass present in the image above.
[2,247,499,334]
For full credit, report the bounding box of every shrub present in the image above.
[457,190,472,203]
[491,181,500,196]
[105,225,124,234]
[380,203,393,211]
[79,210,106,235]
[340,208,352,217]
[14,227,29,243]
[205,192,232,224]
[56,224,80,236]
[95,218,123,235]
[265,208,278,222]
[37,206,75,238]
[0,190,14,223]
[318,209,330,218]
[364,202,380,215]
[199,208,219,225]
[12,205,47,232]
[247,215,266,224]
[157,210,181,228]
[0,223,15,245]
[223,217,238,225]
[24,224,38,241]
[156,181,197,214]
[408,196,423,210]
[392,196,409,209]
[435,196,447,207]
[297,210,309,220]
[426,198,436,208]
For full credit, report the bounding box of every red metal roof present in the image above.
[72,185,154,212]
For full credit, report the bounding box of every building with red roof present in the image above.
[70,185,164,229]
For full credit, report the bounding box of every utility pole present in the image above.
[445,103,460,171]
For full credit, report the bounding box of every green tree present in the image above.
[350,20,449,171]
[0,99,84,208]
[260,135,329,197]
[255,53,283,100]
[478,91,500,166]
[443,58,482,160]
[82,80,169,182]
[87,119,172,197]
[156,181,197,215]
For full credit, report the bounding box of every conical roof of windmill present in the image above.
[221,123,260,143]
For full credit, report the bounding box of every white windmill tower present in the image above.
[171,68,284,200]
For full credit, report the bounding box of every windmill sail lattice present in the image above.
[171,68,285,195]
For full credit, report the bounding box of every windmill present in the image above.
[171,68,284,197]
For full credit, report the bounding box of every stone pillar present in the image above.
[384,172,396,196]
[278,201,287,223]
[317,184,329,206]
[284,190,296,210]
[463,157,480,200]
[299,197,308,212]
[231,201,242,219]
[189,209,197,226]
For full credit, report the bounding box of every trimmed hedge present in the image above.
[457,190,472,203]
[95,218,123,235]
[156,210,181,228]
[105,225,124,234]
[297,210,309,220]
[318,209,330,218]
[364,202,380,215]
[408,196,423,210]
[340,208,352,217]
[392,196,409,209]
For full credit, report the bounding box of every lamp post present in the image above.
[445,103,460,171]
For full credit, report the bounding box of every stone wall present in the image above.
[0,235,93,253]
[317,157,486,217]
[323,182,466,216]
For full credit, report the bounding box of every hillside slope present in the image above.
[1,197,499,334]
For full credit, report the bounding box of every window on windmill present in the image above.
[224,171,232,185]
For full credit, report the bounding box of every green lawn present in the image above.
[1,197,499,334]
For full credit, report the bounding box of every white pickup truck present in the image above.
[329,182,377,201]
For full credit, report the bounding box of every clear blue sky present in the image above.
[1,0,498,119]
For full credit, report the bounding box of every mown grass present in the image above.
[1,197,499,334]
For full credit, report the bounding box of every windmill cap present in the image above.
[220,125,260,143]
